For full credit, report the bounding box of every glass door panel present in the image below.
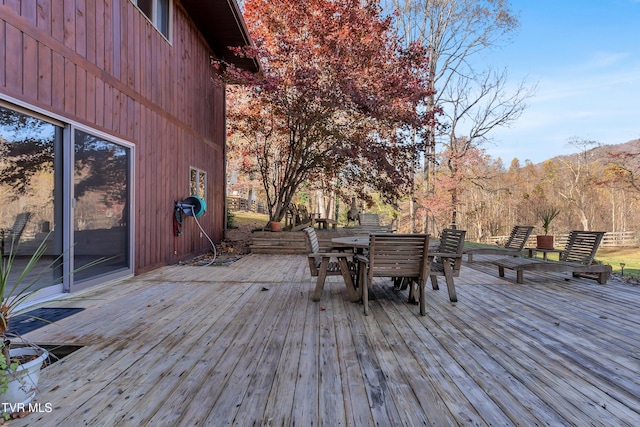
[73,130,130,282]
[0,106,63,298]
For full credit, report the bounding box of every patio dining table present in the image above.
[330,235,370,296]
[331,235,370,251]
[332,234,440,251]
[526,247,564,261]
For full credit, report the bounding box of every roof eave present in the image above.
[181,0,260,73]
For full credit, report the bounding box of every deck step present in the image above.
[249,230,360,254]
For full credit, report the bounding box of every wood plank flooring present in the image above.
[14,254,640,426]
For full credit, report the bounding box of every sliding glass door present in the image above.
[72,130,131,285]
[0,102,133,298]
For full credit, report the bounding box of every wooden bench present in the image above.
[313,218,337,230]
[343,224,392,234]
[493,231,612,284]
[358,213,380,226]
[405,228,466,315]
[286,203,313,231]
[464,225,534,263]
[303,227,358,302]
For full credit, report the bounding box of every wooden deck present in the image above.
[15,254,640,426]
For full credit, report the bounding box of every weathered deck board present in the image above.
[16,254,640,426]
[331,280,373,426]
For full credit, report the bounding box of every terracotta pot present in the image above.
[536,235,554,249]
[269,221,282,232]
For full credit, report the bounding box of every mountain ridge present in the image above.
[542,138,639,167]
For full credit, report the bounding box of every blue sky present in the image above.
[482,0,640,164]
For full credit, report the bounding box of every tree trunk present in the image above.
[409,197,416,233]
[451,187,458,229]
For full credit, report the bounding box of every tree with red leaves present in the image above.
[422,139,490,230]
[224,0,434,223]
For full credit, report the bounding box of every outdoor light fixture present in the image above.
[620,263,626,276]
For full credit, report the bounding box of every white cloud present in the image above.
[585,51,629,69]
[487,61,640,163]
[478,0,640,162]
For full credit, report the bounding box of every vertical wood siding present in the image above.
[0,0,227,274]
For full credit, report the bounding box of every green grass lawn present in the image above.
[231,210,270,227]
[596,247,640,279]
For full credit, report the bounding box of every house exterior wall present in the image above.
[0,0,227,274]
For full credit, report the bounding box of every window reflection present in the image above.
[189,167,206,199]
[0,106,61,296]
[74,130,130,280]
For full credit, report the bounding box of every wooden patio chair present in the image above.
[356,234,430,316]
[344,224,392,234]
[303,227,358,302]
[405,228,466,315]
[286,203,313,231]
[464,225,534,263]
[345,213,391,233]
[1,212,32,257]
[492,230,612,284]
[358,213,380,226]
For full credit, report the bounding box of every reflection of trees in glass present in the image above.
[198,173,205,199]
[74,130,128,207]
[0,107,55,195]
[189,168,206,199]
[73,131,130,277]
[190,169,198,196]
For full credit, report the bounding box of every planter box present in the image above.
[536,235,554,250]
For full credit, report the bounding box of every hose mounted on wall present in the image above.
[173,196,217,265]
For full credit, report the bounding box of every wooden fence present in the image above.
[598,231,640,247]
[482,230,638,248]
[227,197,267,214]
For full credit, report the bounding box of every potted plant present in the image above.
[536,207,560,249]
[0,231,109,419]
[0,234,52,418]
[269,220,282,232]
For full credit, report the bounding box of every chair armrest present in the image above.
[355,254,369,264]
[429,252,463,258]
[319,245,352,252]
[309,252,353,258]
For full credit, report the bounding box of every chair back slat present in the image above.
[438,229,466,254]
[560,231,604,265]
[504,225,534,250]
[368,234,429,280]
[434,229,466,270]
[303,227,323,272]
[304,227,321,254]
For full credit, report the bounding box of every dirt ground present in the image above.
[178,222,256,266]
